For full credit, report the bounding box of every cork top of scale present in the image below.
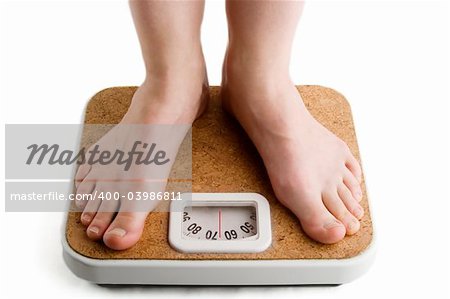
[66,86,373,260]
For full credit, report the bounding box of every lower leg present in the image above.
[223,0,363,244]
[127,0,209,124]
[223,0,300,86]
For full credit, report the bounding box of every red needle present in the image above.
[218,208,222,239]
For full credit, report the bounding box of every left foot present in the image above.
[221,52,364,244]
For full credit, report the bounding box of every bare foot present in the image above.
[221,54,363,244]
[75,63,208,250]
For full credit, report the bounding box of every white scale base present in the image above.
[62,229,376,285]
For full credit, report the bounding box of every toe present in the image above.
[343,168,363,202]
[346,153,362,183]
[75,179,95,209]
[322,189,360,235]
[80,188,100,226]
[337,183,364,220]
[289,194,346,244]
[86,199,119,240]
[103,211,149,250]
[75,164,91,188]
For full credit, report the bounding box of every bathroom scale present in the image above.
[62,85,375,285]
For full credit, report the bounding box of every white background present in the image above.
[1,0,449,298]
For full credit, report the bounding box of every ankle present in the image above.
[223,63,292,102]
[142,72,205,102]
[124,70,207,124]
[145,55,206,83]
[224,48,291,85]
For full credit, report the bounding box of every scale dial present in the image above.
[182,205,257,240]
[169,193,272,253]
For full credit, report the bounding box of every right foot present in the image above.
[221,53,364,244]
[75,60,209,250]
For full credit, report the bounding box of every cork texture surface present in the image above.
[66,85,373,260]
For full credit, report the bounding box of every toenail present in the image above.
[349,219,360,231]
[107,228,127,237]
[82,214,91,223]
[88,226,99,235]
[354,206,364,218]
[75,200,83,209]
[76,199,89,209]
[356,190,362,200]
[324,219,343,229]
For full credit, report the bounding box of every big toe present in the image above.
[290,198,346,244]
[103,212,148,250]
[302,216,347,244]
